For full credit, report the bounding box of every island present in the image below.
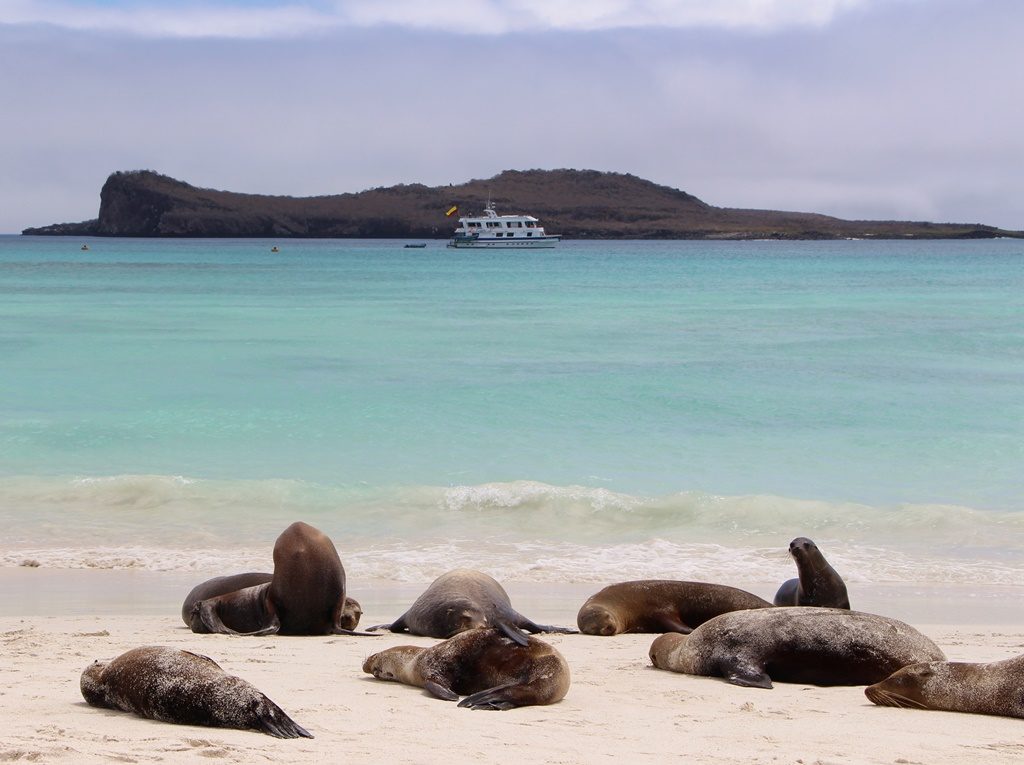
[22,169,1023,240]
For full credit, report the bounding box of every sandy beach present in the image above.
[2,572,1024,764]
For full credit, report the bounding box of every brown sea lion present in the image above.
[650,607,945,688]
[80,646,312,738]
[362,628,570,709]
[180,571,362,630]
[367,569,576,646]
[773,537,850,609]
[866,655,1024,719]
[188,521,365,636]
[577,580,772,635]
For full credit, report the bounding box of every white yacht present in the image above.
[447,202,560,248]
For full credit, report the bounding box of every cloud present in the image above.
[1,0,881,38]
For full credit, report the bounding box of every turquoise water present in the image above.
[1,235,1022,584]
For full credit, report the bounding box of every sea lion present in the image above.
[180,571,363,630]
[368,569,576,646]
[362,627,570,709]
[188,521,365,636]
[773,537,850,609]
[649,607,945,688]
[80,646,312,738]
[866,655,1024,719]
[577,580,772,636]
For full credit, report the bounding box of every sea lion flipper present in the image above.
[253,698,315,739]
[329,627,378,636]
[366,613,408,633]
[653,614,692,634]
[497,621,531,646]
[458,684,518,711]
[515,616,579,635]
[722,660,773,689]
[423,680,460,702]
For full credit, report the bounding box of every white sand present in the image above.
[2,572,1024,763]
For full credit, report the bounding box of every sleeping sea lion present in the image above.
[180,571,362,630]
[367,569,576,646]
[650,607,944,688]
[866,655,1024,719]
[80,646,312,738]
[773,537,850,608]
[577,580,772,635]
[362,628,569,709]
[188,521,365,636]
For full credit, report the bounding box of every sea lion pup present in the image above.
[773,537,851,609]
[367,569,576,646]
[188,521,367,635]
[80,646,312,738]
[649,607,944,689]
[866,656,1024,719]
[180,571,363,630]
[362,628,570,710]
[577,580,772,636]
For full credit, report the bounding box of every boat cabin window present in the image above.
[527,232,533,237]
[468,221,481,228]
[525,221,535,227]
[486,222,500,228]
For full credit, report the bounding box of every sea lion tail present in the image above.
[255,700,314,739]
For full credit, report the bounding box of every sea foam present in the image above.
[2,474,1022,587]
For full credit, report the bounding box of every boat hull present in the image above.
[446,236,560,249]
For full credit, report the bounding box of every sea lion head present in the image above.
[648,633,688,670]
[362,646,424,684]
[865,662,943,709]
[442,601,489,636]
[79,659,110,707]
[789,537,821,564]
[339,597,363,631]
[576,603,622,636]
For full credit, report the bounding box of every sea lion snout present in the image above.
[865,663,936,708]
[789,537,815,557]
[649,633,686,669]
[577,605,620,636]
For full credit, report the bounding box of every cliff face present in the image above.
[22,169,1023,239]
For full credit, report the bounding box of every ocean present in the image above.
[1,235,1022,593]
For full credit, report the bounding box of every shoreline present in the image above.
[5,567,1024,625]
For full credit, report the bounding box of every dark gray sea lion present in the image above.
[367,569,576,646]
[188,521,365,635]
[773,537,851,609]
[866,655,1024,719]
[577,580,772,636]
[649,607,945,688]
[362,628,570,709]
[180,571,362,630]
[80,646,312,738]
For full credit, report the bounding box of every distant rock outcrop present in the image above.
[22,169,1023,239]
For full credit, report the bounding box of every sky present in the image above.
[1,0,1022,233]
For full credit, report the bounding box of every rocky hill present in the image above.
[22,169,1022,239]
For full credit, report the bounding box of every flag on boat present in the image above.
[445,205,459,217]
